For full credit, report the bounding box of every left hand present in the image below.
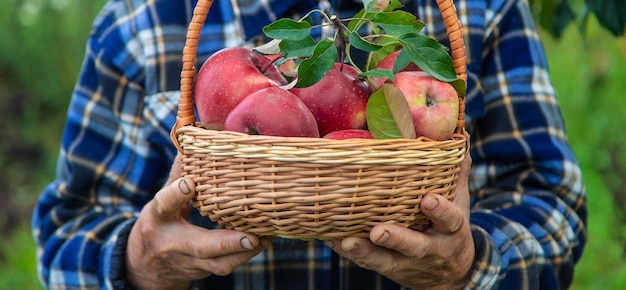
[326,154,474,290]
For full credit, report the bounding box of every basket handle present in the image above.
[171,0,467,150]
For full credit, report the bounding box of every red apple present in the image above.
[223,87,320,138]
[194,47,288,130]
[264,53,298,77]
[391,71,459,141]
[323,129,374,140]
[290,62,374,137]
[372,50,421,87]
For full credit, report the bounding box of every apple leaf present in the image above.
[398,33,458,83]
[347,8,374,33]
[262,18,312,41]
[450,78,467,97]
[279,36,316,59]
[370,11,425,37]
[360,68,395,82]
[295,39,337,88]
[348,31,383,52]
[392,49,412,73]
[365,42,401,70]
[366,84,416,139]
[396,47,467,97]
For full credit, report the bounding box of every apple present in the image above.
[372,49,421,87]
[391,71,459,141]
[290,62,374,137]
[323,129,374,140]
[223,87,320,138]
[194,47,288,130]
[264,53,298,77]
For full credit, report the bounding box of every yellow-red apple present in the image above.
[372,50,422,87]
[392,71,459,141]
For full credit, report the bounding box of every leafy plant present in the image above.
[530,0,626,37]
[259,0,465,139]
[261,0,464,94]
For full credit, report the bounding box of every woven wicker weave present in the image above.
[170,0,469,239]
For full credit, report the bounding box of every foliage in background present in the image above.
[0,0,106,230]
[0,0,624,288]
[541,18,626,289]
[530,0,626,37]
[0,0,106,286]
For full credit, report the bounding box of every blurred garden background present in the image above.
[0,0,624,289]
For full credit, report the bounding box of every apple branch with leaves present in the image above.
[255,0,465,140]
[260,0,465,94]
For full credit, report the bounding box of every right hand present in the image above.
[125,155,269,290]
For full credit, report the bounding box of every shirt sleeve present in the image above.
[459,0,587,288]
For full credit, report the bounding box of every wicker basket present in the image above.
[170,0,468,239]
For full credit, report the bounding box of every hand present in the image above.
[125,154,270,290]
[327,154,474,290]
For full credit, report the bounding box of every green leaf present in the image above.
[360,68,395,82]
[348,31,383,52]
[366,84,416,139]
[279,36,316,59]
[585,0,626,36]
[398,33,457,82]
[393,49,412,73]
[262,18,312,41]
[450,79,467,98]
[396,48,466,97]
[365,43,401,70]
[295,39,337,88]
[534,0,576,39]
[347,8,374,33]
[370,11,425,36]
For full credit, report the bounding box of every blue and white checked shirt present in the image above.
[32,0,587,289]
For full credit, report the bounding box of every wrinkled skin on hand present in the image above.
[327,154,474,290]
[125,154,270,290]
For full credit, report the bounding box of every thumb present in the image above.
[421,194,465,234]
[152,177,196,221]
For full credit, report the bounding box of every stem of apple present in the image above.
[300,9,328,24]
[260,53,283,74]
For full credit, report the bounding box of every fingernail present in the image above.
[422,195,439,211]
[375,230,390,244]
[178,178,191,195]
[345,242,359,252]
[241,237,255,250]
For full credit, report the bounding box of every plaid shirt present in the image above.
[32,0,587,289]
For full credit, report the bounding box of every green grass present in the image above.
[0,226,41,290]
